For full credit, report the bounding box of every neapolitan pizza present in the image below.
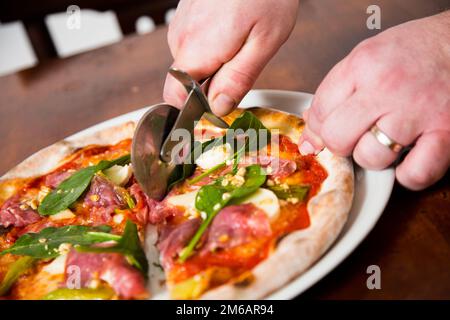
[0,107,353,299]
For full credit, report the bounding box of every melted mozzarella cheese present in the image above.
[195,143,233,170]
[49,209,75,221]
[167,190,198,210]
[240,188,280,220]
[42,254,68,275]
[104,164,132,186]
[167,187,280,220]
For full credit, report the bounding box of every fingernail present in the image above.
[212,93,235,116]
[299,140,315,155]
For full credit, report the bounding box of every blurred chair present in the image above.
[45,9,124,58]
[0,0,179,62]
[0,21,38,76]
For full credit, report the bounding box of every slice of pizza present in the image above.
[145,107,354,299]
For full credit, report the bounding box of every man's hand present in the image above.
[300,12,450,190]
[163,0,298,116]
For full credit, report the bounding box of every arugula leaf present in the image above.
[38,154,131,215]
[76,220,148,274]
[0,257,36,296]
[0,225,120,259]
[267,185,310,201]
[179,165,267,262]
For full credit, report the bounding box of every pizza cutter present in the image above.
[131,68,229,200]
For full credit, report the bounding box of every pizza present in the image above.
[0,107,353,300]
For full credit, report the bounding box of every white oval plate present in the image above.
[33,89,395,299]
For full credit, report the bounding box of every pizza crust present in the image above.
[195,107,304,143]
[197,107,354,299]
[0,121,135,202]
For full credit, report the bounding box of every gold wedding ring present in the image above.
[370,125,404,153]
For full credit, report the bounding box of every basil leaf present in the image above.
[0,225,119,259]
[187,161,226,185]
[76,220,148,274]
[38,154,131,215]
[228,111,271,152]
[231,112,270,173]
[0,257,36,296]
[1,222,147,275]
[227,165,268,198]
[268,185,310,201]
[93,225,112,233]
[195,185,227,216]
[169,111,270,188]
[179,164,266,262]
[183,111,271,186]
[232,143,245,174]
[228,111,263,130]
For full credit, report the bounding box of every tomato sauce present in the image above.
[167,134,328,285]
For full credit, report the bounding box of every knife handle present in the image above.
[160,69,229,163]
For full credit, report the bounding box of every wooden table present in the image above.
[1,0,449,299]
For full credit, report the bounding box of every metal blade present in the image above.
[132,68,230,200]
[160,90,203,162]
[131,104,179,200]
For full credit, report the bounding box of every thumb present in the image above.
[207,38,279,116]
[298,110,325,155]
